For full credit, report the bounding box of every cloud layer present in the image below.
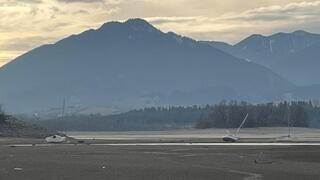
[0,0,320,66]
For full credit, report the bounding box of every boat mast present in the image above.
[287,102,291,137]
[236,113,249,135]
[61,99,66,121]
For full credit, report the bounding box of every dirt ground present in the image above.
[0,139,320,180]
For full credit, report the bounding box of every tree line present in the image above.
[31,106,208,131]
[0,106,11,125]
[24,100,320,131]
[196,101,312,129]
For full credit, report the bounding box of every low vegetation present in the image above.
[0,107,56,138]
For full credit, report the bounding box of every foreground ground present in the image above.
[0,138,320,180]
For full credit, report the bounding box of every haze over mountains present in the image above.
[0,18,319,114]
[203,30,320,86]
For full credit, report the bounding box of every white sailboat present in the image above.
[223,113,249,142]
[45,135,66,143]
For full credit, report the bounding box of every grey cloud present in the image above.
[50,6,60,13]
[228,13,292,21]
[147,17,198,25]
[56,0,103,3]
[0,0,42,5]
[74,10,90,14]
[13,0,42,3]
[29,7,40,16]
[223,1,320,22]
[41,22,72,31]
[2,36,57,51]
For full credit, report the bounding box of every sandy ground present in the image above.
[1,141,320,180]
[1,128,320,180]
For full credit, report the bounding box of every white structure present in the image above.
[45,135,66,143]
[223,114,249,142]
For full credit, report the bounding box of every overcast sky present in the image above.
[1,0,320,66]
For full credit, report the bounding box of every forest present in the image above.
[31,106,206,131]
[0,107,11,125]
[24,100,320,131]
[196,101,312,129]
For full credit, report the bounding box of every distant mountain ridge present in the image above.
[202,30,320,85]
[275,42,320,85]
[0,18,294,113]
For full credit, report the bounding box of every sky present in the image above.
[0,0,320,67]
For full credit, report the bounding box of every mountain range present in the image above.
[0,18,318,114]
[202,30,320,85]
